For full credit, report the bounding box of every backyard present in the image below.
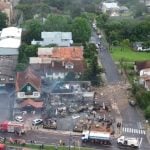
[111,46,150,62]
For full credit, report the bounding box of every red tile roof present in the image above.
[16,67,41,91]
[19,99,43,109]
[51,47,83,60]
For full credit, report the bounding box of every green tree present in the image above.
[145,105,150,119]
[18,44,38,63]
[0,12,8,30]
[23,19,42,44]
[71,17,91,43]
[44,14,71,31]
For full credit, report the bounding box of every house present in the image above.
[133,42,143,51]
[139,75,150,91]
[135,61,150,91]
[29,46,85,79]
[101,2,120,16]
[133,42,150,51]
[0,0,13,25]
[145,0,150,12]
[31,32,73,47]
[16,67,41,99]
[135,61,150,72]
[0,27,22,85]
[139,68,150,76]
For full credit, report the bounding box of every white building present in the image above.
[31,32,73,47]
[0,27,22,85]
[101,2,120,16]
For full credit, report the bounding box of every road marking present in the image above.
[139,138,143,148]
[122,127,146,135]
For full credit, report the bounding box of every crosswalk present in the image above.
[122,127,146,135]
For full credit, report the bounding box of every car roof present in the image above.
[33,119,42,121]
[16,116,22,118]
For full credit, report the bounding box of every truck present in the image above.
[0,121,25,135]
[117,136,139,148]
[81,130,111,145]
[0,144,6,150]
[43,119,57,129]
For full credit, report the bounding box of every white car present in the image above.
[15,116,23,122]
[32,119,43,126]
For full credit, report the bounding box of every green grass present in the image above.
[111,46,150,62]
[8,144,94,150]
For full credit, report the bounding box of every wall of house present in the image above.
[140,70,150,76]
[17,91,40,99]
[46,72,66,80]
[41,37,71,47]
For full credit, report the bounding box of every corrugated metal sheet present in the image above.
[0,47,18,55]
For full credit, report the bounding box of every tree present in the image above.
[0,12,8,30]
[145,105,150,119]
[44,14,71,31]
[71,17,91,43]
[23,19,42,44]
[18,44,38,64]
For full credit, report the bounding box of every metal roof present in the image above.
[0,47,18,55]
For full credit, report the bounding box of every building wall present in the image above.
[40,38,71,47]
[46,72,66,80]
[0,55,17,84]
[0,0,13,25]
[17,91,40,99]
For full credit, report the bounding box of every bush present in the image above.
[145,106,150,119]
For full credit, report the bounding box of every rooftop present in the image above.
[0,27,22,49]
[0,27,22,39]
[135,61,150,72]
[19,99,43,109]
[51,47,83,60]
[102,2,119,9]
[41,32,72,40]
[16,67,41,91]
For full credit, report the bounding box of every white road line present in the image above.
[122,127,146,135]
[139,138,143,148]
[135,129,138,134]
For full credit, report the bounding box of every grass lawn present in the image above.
[8,144,94,150]
[111,46,150,62]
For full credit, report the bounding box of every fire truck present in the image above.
[0,121,25,136]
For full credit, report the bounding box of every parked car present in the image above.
[129,100,136,107]
[32,119,43,126]
[15,116,23,122]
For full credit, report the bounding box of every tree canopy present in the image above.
[0,12,8,30]
[71,17,91,43]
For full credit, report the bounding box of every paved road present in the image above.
[91,30,150,149]
[91,31,121,84]
[0,130,149,150]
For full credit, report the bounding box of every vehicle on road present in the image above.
[32,119,43,126]
[43,119,57,129]
[117,136,139,148]
[15,116,23,122]
[0,143,6,150]
[0,121,25,135]
[81,130,111,145]
[129,100,136,107]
